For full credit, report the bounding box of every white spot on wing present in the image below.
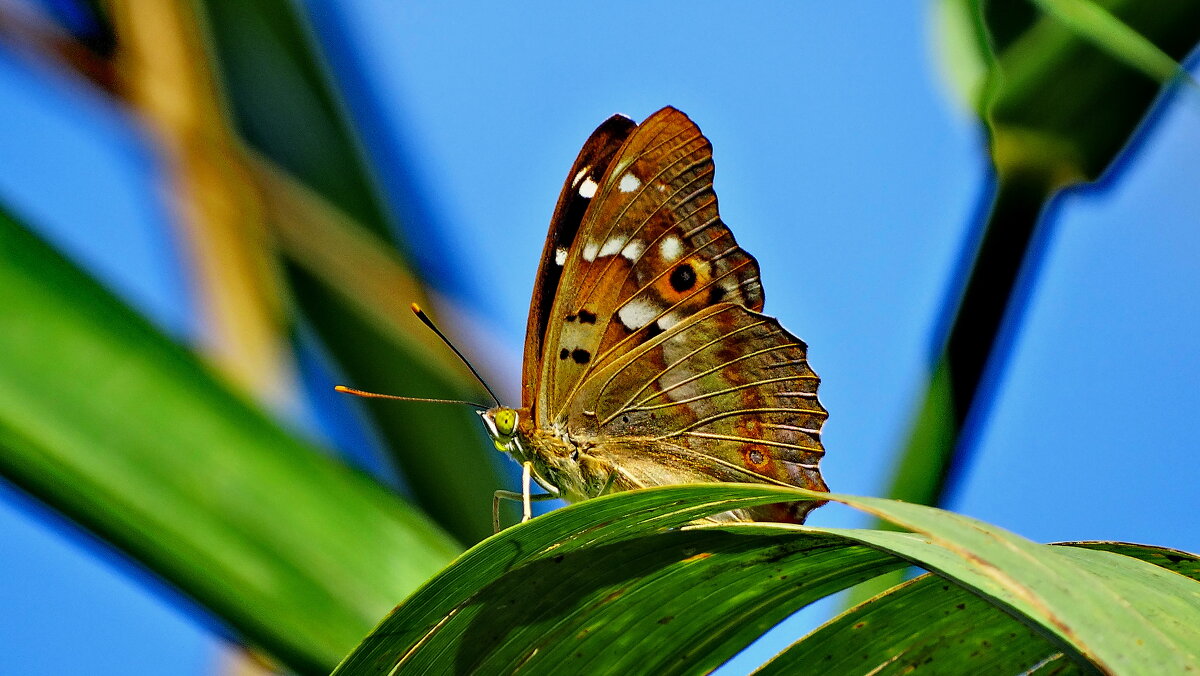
[555,247,568,266]
[582,241,599,262]
[660,235,684,262]
[621,239,645,261]
[598,236,626,258]
[618,172,641,192]
[572,167,590,186]
[579,177,598,199]
[617,297,661,330]
[657,310,684,331]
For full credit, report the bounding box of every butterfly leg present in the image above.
[521,461,534,522]
[600,471,618,496]
[492,467,559,534]
[492,491,515,534]
[492,491,558,532]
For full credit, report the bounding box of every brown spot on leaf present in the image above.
[601,589,626,604]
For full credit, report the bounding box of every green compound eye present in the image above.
[493,408,517,437]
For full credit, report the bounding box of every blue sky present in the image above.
[0,2,1197,673]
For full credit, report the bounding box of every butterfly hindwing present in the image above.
[568,302,828,520]
[541,107,765,421]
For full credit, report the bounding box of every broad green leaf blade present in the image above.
[765,543,1200,675]
[195,0,505,543]
[819,497,1200,674]
[391,530,899,675]
[0,207,459,673]
[335,485,1199,674]
[756,574,1078,676]
[1061,541,1200,581]
[1050,545,1200,659]
[333,485,884,674]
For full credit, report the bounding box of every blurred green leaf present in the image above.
[194,0,505,543]
[334,484,1200,674]
[1032,0,1188,85]
[0,205,460,673]
[883,0,1200,542]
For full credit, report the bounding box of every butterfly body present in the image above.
[488,107,828,524]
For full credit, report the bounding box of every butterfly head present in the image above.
[480,406,520,453]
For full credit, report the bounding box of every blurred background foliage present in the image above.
[0,0,1196,673]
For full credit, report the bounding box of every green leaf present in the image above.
[880,0,1200,542]
[757,575,1073,675]
[1032,0,1188,85]
[1061,541,1200,581]
[196,0,506,543]
[815,499,1200,674]
[766,543,1200,674]
[334,485,1200,674]
[333,485,901,674]
[0,205,460,673]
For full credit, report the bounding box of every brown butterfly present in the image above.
[341,107,828,527]
[473,106,829,525]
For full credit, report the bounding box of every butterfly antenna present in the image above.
[409,303,503,407]
[333,385,489,410]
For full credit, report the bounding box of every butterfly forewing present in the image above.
[524,114,637,413]
[543,107,765,422]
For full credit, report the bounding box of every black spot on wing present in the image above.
[670,264,696,292]
[525,114,637,406]
[560,348,570,359]
[578,309,597,324]
[571,349,591,364]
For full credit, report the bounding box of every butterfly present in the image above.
[476,106,829,525]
